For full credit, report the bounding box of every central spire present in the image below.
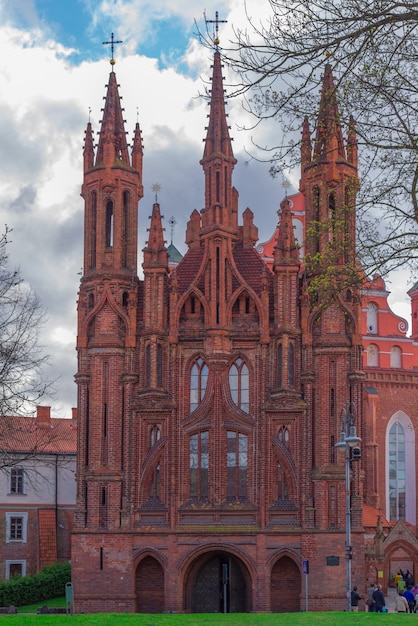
[200,50,238,233]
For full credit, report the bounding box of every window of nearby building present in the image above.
[229,358,249,412]
[190,431,209,499]
[5,560,26,579]
[390,345,402,368]
[9,468,25,494]
[190,358,208,411]
[367,302,378,333]
[5,513,28,543]
[367,344,379,367]
[388,422,406,521]
[226,431,248,501]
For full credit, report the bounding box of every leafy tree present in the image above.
[222,0,418,275]
[0,226,51,416]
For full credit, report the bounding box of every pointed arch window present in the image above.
[229,358,249,412]
[389,422,406,521]
[145,344,151,387]
[328,192,336,241]
[226,431,248,501]
[288,343,295,387]
[277,343,282,387]
[122,190,129,267]
[105,200,114,248]
[313,186,320,254]
[190,358,208,411]
[278,426,289,447]
[90,192,97,269]
[150,425,161,447]
[190,431,209,499]
[157,343,163,386]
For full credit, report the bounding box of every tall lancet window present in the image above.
[190,431,209,499]
[105,200,114,248]
[190,358,208,411]
[389,422,406,521]
[229,358,249,412]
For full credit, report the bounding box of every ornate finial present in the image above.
[136,107,139,123]
[102,32,123,67]
[282,177,291,198]
[205,10,227,48]
[168,216,177,245]
[152,183,161,203]
[88,107,92,122]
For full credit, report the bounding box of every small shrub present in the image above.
[0,562,70,607]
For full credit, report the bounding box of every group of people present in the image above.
[351,583,386,612]
[394,570,417,613]
[354,569,417,614]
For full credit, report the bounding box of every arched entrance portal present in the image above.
[186,551,250,613]
[271,556,301,612]
[135,556,164,613]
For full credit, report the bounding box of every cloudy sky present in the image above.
[0,0,413,417]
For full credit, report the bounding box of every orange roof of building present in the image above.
[0,409,76,455]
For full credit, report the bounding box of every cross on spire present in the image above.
[205,11,227,47]
[102,32,123,67]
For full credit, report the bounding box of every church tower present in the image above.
[299,63,364,533]
[74,59,143,533]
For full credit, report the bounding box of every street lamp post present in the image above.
[335,401,361,613]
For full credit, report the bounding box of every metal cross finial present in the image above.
[168,216,177,245]
[102,32,123,66]
[205,11,227,47]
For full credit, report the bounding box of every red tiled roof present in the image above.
[363,504,392,529]
[0,414,77,454]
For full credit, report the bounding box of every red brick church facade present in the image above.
[71,48,418,613]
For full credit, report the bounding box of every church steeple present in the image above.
[80,66,143,278]
[200,50,238,233]
[95,70,130,167]
[300,62,359,267]
[313,63,346,165]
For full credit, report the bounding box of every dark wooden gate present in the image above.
[193,554,246,613]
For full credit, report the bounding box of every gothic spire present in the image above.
[95,71,130,167]
[83,121,95,173]
[143,202,168,268]
[313,63,346,162]
[274,198,300,264]
[201,51,235,162]
[200,50,238,230]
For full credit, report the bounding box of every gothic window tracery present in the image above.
[150,425,161,447]
[229,358,249,412]
[190,358,208,411]
[226,431,248,501]
[189,431,208,500]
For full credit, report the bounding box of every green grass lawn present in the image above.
[0,612,411,625]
